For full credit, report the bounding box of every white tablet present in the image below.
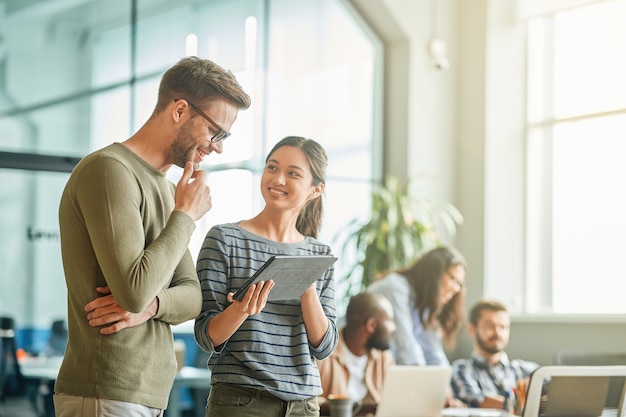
[231,254,338,301]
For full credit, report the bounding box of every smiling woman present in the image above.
[0,0,378,363]
[194,136,338,417]
[367,246,468,408]
[368,246,468,367]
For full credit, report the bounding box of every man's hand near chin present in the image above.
[85,286,159,335]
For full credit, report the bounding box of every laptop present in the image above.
[521,366,626,417]
[375,365,452,417]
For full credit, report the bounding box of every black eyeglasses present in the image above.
[174,98,230,143]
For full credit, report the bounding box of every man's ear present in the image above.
[365,317,377,334]
[172,99,188,122]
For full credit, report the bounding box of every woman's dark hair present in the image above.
[398,246,467,345]
[265,136,327,239]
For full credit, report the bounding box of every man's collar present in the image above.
[471,351,510,368]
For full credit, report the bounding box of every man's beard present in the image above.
[365,325,391,351]
[476,334,504,355]
[167,120,196,169]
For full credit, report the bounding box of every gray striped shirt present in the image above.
[194,223,338,401]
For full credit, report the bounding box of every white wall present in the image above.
[349,0,626,366]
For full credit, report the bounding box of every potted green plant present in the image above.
[334,175,463,300]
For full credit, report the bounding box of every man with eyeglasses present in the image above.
[55,56,251,417]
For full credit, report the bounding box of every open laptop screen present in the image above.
[523,366,626,417]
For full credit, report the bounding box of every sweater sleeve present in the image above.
[154,248,202,325]
[308,256,338,360]
[71,156,197,313]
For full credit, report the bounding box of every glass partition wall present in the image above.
[0,0,380,352]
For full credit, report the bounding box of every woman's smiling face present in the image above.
[261,145,322,212]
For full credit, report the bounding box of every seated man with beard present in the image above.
[451,299,540,409]
[316,292,396,416]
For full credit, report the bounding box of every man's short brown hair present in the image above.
[154,56,251,114]
[469,299,508,326]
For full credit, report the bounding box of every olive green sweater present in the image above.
[56,143,201,410]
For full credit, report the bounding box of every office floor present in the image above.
[0,396,39,417]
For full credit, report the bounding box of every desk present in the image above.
[20,356,62,381]
[320,407,510,417]
[19,357,211,417]
[440,409,510,417]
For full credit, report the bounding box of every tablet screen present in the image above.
[232,255,337,301]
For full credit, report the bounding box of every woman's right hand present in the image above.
[227,280,275,316]
[208,279,276,346]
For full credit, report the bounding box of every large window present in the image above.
[525,0,626,314]
[0,0,380,345]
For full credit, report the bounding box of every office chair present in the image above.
[0,317,50,417]
[43,319,68,358]
[0,316,26,401]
